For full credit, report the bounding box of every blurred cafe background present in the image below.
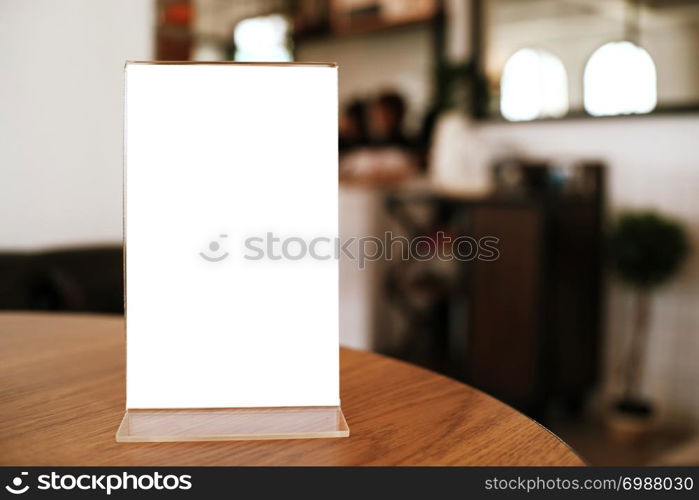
[2,0,699,465]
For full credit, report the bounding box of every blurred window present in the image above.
[500,48,569,122]
[234,14,292,62]
[583,41,657,117]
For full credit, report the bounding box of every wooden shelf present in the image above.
[296,18,434,42]
[294,0,438,42]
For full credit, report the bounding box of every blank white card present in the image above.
[125,62,339,408]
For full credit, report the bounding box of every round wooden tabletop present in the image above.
[0,313,583,466]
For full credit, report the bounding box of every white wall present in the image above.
[477,115,699,420]
[295,26,433,132]
[0,0,154,250]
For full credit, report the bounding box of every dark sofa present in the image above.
[0,246,124,313]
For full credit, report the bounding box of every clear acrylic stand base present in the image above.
[116,406,349,442]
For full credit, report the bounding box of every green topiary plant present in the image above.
[608,211,689,416]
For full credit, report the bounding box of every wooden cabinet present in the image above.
[467,205,544,405]
[382,164,605,417]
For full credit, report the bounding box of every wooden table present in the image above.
[0,313,583,465]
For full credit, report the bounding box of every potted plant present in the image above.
[607,211,689,441]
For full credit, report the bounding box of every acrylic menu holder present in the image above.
[116,407,349,442]
[116,61,348,443]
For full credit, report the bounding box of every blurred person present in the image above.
[370,91,410,147]
[340,90,420,184]
[339,98,369,152]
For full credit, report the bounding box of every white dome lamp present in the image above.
[583,0,657,117]
[500,48,569,122]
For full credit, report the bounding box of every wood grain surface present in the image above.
[0,313,583,465]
